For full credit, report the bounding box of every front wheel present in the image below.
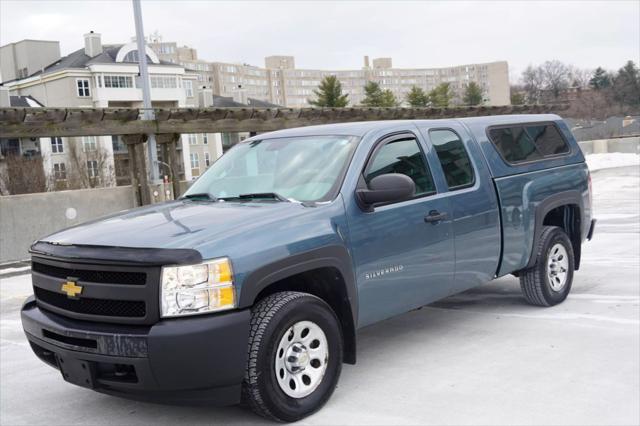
[520,226,575,306]
[242,291,343,422]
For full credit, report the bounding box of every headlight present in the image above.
[161,257,236,318]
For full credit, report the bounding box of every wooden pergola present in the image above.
[0,104,567,204]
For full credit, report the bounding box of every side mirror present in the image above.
[356,173,415,211]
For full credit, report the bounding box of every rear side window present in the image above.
[489,123,569,164]
[365,137,436,195]
[429,129,474,189]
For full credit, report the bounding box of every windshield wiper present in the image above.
[181,192,218,201]
[236,192,292,202]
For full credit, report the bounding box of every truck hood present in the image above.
[41,200,313,250]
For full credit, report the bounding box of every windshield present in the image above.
[184,135,358,202]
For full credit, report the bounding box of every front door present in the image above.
[346,132,455,327]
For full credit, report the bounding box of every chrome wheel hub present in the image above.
[274,320,328,398]
[547,243,569,291]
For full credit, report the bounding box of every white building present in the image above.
[1,32,224,189]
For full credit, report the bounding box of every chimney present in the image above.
[364,56,370,69]
[199,88,213,107]
[84,31,102,57]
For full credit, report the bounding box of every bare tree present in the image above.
[569,66,593,88]
[0,154,47,195]
[540,60,570,99]
[522,65,545,104]
[65,139,115,189]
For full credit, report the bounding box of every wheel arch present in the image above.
[526,190,583,270]
[238,245,358,364]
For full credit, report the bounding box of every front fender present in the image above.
[237,244,357,325]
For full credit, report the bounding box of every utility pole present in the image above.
[132,0,159,184]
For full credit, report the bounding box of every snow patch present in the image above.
[0,266,31,276]
[586,153,640,171]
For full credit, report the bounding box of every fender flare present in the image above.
[525,190,584,269]
[238,245,358,326]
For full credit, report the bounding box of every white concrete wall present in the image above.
[578,137,640,155]
[0,186,136,263]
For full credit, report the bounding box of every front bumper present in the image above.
[21,297,250,405]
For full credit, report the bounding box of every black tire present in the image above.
[520,226,575,306]
[242,291,343,422]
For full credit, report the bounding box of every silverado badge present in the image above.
[61,280,83,298]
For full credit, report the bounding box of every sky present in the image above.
[1,0,638,82]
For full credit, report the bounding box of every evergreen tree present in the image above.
[612,61,640,107]
[361,81,384,106]
[428,83,453,108]
[308,75,349,107]
[379,89,399,107]
[589,67,612,90]
[406,86,429,107]
[463,82,483,106]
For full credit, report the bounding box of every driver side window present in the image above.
[365,137,436,196]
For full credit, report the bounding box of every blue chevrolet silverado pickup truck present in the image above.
[22,114,595,421]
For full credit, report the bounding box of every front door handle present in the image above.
[424,210,448,223]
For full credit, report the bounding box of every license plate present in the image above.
[56,355,95,389]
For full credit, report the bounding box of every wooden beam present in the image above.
[0,105,569,138]
[122,134,146,206]
[156,133,181,199]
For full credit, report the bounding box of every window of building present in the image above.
[76,79,90,97]
[429,129,475,189]
[87,160,99,178]
[365,137,435,196]
[202,134,208,144]
[204,152,211,167]
[488,123,570,164]
[150,75,177,88]
[190,153,200,177]
[184,80,193,97]
[51,137,64,153]
[104,75,134,88]
[122,50,153,63]
[187,134,197,145]
[82,136,97,152]
[111,135,126,153]
[53,163,66,180]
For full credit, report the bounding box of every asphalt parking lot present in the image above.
[1,165,638,425]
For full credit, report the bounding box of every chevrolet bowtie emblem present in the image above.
[61,281,83,298]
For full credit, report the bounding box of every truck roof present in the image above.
[251,114,564,139]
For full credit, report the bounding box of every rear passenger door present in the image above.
[419,123,501,295]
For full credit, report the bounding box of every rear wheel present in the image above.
[520,226,575,306]
[242,291,343,422]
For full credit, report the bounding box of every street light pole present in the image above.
[132,0,159,184]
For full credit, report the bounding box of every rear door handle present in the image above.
[424,210,448,223]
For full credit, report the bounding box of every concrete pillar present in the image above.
[593,139,609,154]
[180,135,193,181]
[213,133,223,159]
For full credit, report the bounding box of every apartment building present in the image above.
[147,35,214,89]
[146,37,509,108]
[1,33,225,192]
[278,57,510,107]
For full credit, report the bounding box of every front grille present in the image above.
[34,287,146,318]
[32,262,146,285]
